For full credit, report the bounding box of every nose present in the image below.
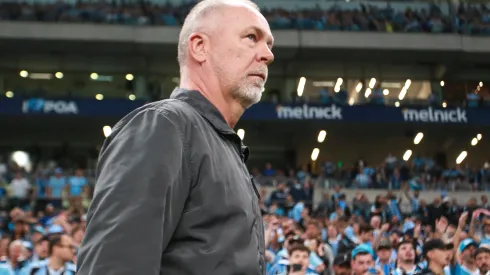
[258,44,274,65]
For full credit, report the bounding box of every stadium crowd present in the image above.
[0,0,490,35]
[0,154,490,274]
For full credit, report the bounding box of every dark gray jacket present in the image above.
[77,88,265,275]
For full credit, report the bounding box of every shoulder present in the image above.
[65,262,76,272]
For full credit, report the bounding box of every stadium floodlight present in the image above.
[402,150,412,161]
[237,129,245,140]
[479,82,483,87]
[414,132,424,145]
[5,91,14,98]
[103,126,112,138]
[90,73,99,80]
[477,134,482,140]
[128,94,136,101]
[126,74,134,81]
[404,79,412,88]
[471,138,478,146]
[311,148,320,161]
[95,94,104,100]
[317,130,327,143]
[355,82,363,93]
[394,101,400,107]
[20,70,29,78]
[456,151,467,164]
[369,78,376,89]
[55,72,64,79]
[11,151,30,167]
[440,81,445,87]
[442,102,447,108]
[383,89,389,95]
[398,87,407,100]
[364,88,372,98]
[297,77,306,97]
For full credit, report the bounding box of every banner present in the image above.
[2,98,490,125]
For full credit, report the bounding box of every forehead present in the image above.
[354,254,373,262]
[218,6,273,39]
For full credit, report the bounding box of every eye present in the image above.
[246,34,258,42]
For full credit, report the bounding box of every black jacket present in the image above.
[77,89,265,275]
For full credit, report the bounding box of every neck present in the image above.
[428,262,444,274]
[48,256,64,271]
[463,261,476,270]
[379,259,390,264]
[180,70,244,128]
[398,261,415,271]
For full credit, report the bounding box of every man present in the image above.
[419,239,452,275]
[333,254,351,275]
[453,238,479,275]
[76,0,274,274]
[474,247,490,275]
[46,168,65,209]
[274,244,317,275]
[351,244,382,275]
[23,234,76,275]
[392,239,421,275]
[375,238,394,275]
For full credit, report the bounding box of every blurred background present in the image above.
[1,0,490,273]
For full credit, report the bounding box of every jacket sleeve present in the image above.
[76,108,190,275]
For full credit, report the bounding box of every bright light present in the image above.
[369,78,376,89]
[5,91,14,98]
[128,94,136,101]
[237,129,245,140]
[12,151,29,166]
[19,70,28,78]
[317,130,327,143]
[471,138,478,146]
[414,132,424,145]
[348,98,355,105]
[297,77,306,97]
[336,78,343,86]
[90,73,99,80]
[355,82,363,93]
[440,81,445,87]
[126,74,134,81]
[479,82,483,87]
[55,72,63,79]
[398,87,407,100]
[95,94,104,100]
[311,148,320,161]
[334,85,340,93]
[404,79,412,88]
[365,88,371,98]
[456,151,467,164]
[102,126,112,138]
[442,102,447,108]
[383,89,389,95]
[395,101,400,107]
[477,134,482,140]
[403,150,412,161]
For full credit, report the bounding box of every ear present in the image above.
[188,32,208,63]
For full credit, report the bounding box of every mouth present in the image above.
[248,73,266,81]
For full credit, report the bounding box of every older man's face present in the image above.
[207,4,274,108]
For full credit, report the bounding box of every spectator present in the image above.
[9,172,31,209]
[23,233,76,275]
[47,168,66,209]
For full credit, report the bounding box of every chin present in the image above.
[234,87,263,108]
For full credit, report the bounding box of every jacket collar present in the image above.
[170,88,249,161]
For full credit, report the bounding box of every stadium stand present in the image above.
[1,0,490,274]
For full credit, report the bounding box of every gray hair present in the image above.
[177,0,259,67]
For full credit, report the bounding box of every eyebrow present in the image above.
[249,26,274,48]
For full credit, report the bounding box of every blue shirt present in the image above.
[67,176,87,196]
[35,178,48,198]
[21,260,76,275]
[47,176,66,198]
